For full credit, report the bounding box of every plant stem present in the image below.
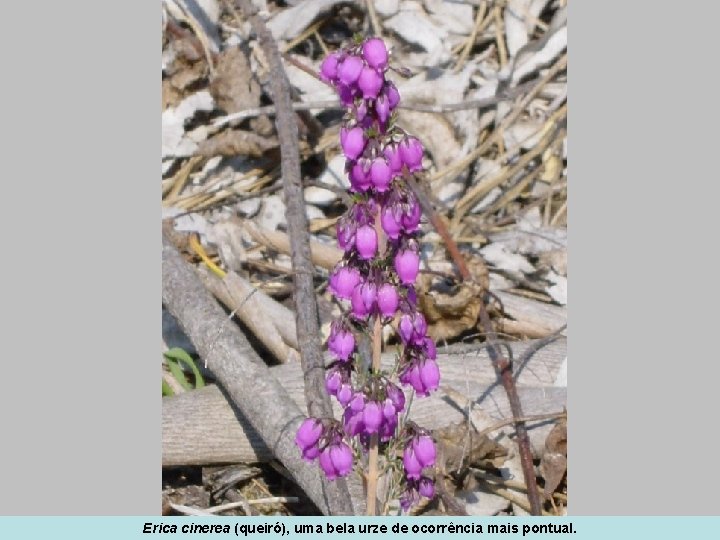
[366,214,386,515]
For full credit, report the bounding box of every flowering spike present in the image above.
[300,38,440,509]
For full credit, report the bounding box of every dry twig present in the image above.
[231,0,354,515]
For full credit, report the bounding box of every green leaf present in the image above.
[166,357,192,391]
[162,379,175,397]
[164,347,205,389]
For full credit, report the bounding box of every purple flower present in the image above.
[340,126,367,160]
[295,418,323,461]
[336,215,356,251]
[386,381,406,412]
[380,418,397,442]
[412,435,436,467]
[337,83,355,106]
[418,359,440,395]
[381,204,403,239]
[295,418,323,449]
[399,136,424,172]
[403,444,423,480]
[376,283,399,318]
[370,157,392,192]
[423,337,437,360]
[383,143,403,174]
[357,65,384,99]
[329,265,361,299]
[400,359,439,396]
[401,195,422,232]
[320,52,341,82]
[319,442,353,480]
[362,401,383,434]
[418,477,435,499]
[337,55,364,85]
[395,248,420,284]
[355,99,368,122]
[355,224,378,260]
[325,367,343,395]
[382,398,397,420]
[343,395,365,435]
[362,37,389,70]
[349,159,372,192]
[337,383,353,406]
[351,280,377,319]
[386,81,401,109]
[327,323,355,361]
[375,93,391,123]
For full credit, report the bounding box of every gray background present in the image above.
[0,0,718,516]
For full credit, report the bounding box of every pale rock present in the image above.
[480,243,535,274]
[286,64,336,102]
[305,204,325,221]
[162,91,215,158]
[545,270,567,305]
[267,0,344,41]
[173,212,209,235]
[304,155,348,206]
[374,0,399,17]
[424,0,474,35]
[257,195,287,231]
[235,198,261,218]
[385,2,448,56]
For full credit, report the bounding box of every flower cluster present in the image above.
[295,36,439,513]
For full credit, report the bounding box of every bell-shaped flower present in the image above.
[418,359,440,395]
[340,126,367,160]
[376,283,399,318]
[403,444,423,480]
[329,265,361,299]
[381,204,403,239]
[375,93,391,124]
[320,52,342,82]
[362,37,388,70]
[349,158,372,192]
[355,224,378,260]
[399,136,424,172]
[337,383,353,406]
[401,195,422,232]
[337,55,363,85]
[394,248,420,284]
[351,280,376,319]
[319,442,353,480]
[386,381,406,412]
[327,322,355,361]
[418,477,435,499]
[383,143,403,174]
[412,435,436,468]
[370,157,392,192]
[358,65,384,99]
[362,401,383,434]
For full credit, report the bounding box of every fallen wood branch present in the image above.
[163,338,566,467]
[244,221,342,271]
[495,291,567,335]
[197,266,299,362]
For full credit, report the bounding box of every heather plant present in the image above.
[295,36,439,515]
